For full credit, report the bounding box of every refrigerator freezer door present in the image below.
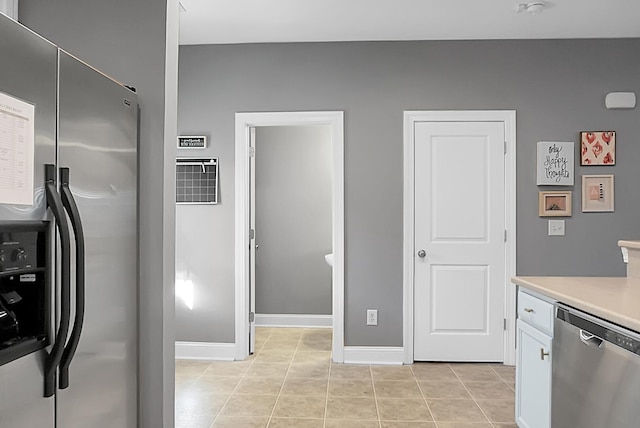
[0,14,57,428]
[0,14,56,220]
[56,51,138,427]
[0,355,54,427]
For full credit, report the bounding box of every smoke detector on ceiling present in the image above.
[516,1,547,15]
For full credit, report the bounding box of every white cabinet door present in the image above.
[516,319,552,428]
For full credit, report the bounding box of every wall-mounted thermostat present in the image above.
[177,135,207,149]
[176,158,218,204]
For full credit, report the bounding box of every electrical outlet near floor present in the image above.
[367,309,378,326]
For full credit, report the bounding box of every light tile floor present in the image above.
[176,328,516,428]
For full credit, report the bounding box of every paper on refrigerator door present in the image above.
[0,91,35,206]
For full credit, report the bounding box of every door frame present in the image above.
[402,110,517,365]
[234,111,345,362]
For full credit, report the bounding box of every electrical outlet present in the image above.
[367,309,378,326]
[548,220,565,236]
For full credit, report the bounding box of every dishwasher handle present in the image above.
[557,304,640,356]
[579,330,604,349]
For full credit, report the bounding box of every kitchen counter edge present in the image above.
[511,276,640,333]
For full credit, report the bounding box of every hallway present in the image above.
[176,328,516,427]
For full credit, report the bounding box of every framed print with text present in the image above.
[537,142,574,185]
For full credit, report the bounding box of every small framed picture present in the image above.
[580,131,615,165]
[582,174,614,212]
[539,191,572,217]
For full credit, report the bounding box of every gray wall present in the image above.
[177,39,640,347]
[175,201,235,342]
[19,1,178,427]
[255,126,332,315]
[175,137,235,343]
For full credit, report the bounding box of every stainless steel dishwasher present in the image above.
[552,304,640,428]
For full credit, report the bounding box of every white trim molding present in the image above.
[343,347,405,365]
[255,314,333,328]
[0,0,18,20]
[504,110,518,366]
[403,110,517,366]
[175,342,236,361]
[235,111,345,362]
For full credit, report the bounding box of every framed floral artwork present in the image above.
[582,174,614,212]
[539,191,572,217]
[580,131,615,165]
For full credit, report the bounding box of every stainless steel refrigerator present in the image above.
[0,14,138,427]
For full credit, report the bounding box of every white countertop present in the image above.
[512,276,640,333]
[619,240,640,250]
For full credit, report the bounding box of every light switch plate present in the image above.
[548,220,565,236]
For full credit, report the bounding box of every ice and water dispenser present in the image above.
[0,222,50,366]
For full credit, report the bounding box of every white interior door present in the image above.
[414,120,506,361]
[249,127,256,354]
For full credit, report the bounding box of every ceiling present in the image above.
[178,0,640,45]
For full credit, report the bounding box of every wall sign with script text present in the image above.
[177,135,207,149]
[536,141,574,186]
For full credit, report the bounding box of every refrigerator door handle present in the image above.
[43,164,72,398]
[58,167,85,390]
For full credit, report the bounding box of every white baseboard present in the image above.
[343,346,405,365]
[255,314,332,328]
[175,341,236,361]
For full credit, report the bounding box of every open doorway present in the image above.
[252,125,333,338]
[235,112,345,362]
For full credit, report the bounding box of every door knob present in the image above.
[417,250,426,258]
[255,244,259,250]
